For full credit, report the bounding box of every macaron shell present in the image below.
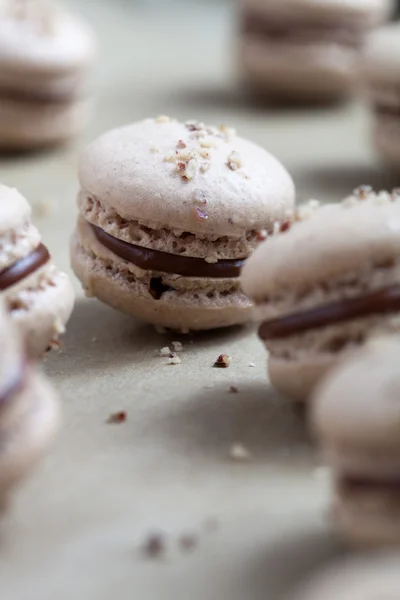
[240,37,355,101]
[268,353,335,401]
[78,118,295,237]
[0,96,91,150]
[4,264,75,359]
[71,232,252,331]
[241,200,400,302]
[0,184,35,239]
[0,368,60,500]
[0,6,96,75]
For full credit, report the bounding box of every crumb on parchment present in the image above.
[214,354,231,368]
[168,355,181,365]
[229,443,252,462]
[107,411,127,424]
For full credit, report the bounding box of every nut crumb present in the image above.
[280,221,291,233]
[160,346,171,356]
[107,411,127,424]
[214,354,231,368]
[353,184,373,200]
[182,158,197,180]
[141,534,166,558]
[156,115,172,124]
[164,153,177,163]
[256,229,268,242]
[227,151,242,171]
[179,534,198,552]
[168,355,181,365]
[172,341,184,352]
[200,162,211,173]
[193,189,207,205]
[200,138,217,149]
[219,124,237,140]
[194,207,209,221]
[205,256,218,264]
[177,140,186,149]
[230,443,252,462]
[229,386,239,393]
[200,149,211,159]
[248,362,256,368]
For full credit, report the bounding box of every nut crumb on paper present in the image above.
[160,346,171,356]
[214,354,231,368]
[168,355,181,365]
[107,411,127,424]
[141,533,166,559]
[230,443,252,462]
[172,341,184,352]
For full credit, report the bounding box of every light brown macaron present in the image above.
[241,188,400,401]
[0,184,75,358]
[0,0,96,150]
[312,336,400,547]
[0,299,59,504]
[359,22,400,166]
[287,553,400,600]
[239,0,393,103]
[71,116,295,332]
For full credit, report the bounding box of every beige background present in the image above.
[1,2,398,598]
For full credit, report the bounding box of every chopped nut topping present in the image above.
[214,354,231,368]
[156,115,172,123]
[172,341,184,352]
[353,185,373,200]
[177,140,186,149]
[194,207,209,221]
[168,355,181,365]
[164,153,177,163]
[182,158,197,180]
[219,124,237,140]
[230,443,252,462]
[200,162,211,173]
[160,346,171,356]
[200,138,217,149]
[227,151,242,171]
[200,149,211,159]
[185,120,206,132]
[205,256,218,264]
[280,221,291,233]
[177,149,192,161]
[107,411,127,424]
[177,162,186,172]
[141,534,166,558]
[256,229,268,242]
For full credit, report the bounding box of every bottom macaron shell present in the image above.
[333,486,400,546]
[268,353,335,401]
[239,38,354,102]
[0,97,91,150]
[5,267,75,359]
[373,117,400,167]
[71,233,252,331]
[0,370,59,501]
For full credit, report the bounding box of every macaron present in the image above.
[241,188,400,401]
[312,337,400,546]
[0,184,75,358]
[71,116,295,332]
[0,0,96,150]
[359,23,400,166]
[239,0,393,102]
[287,554,400,600]
[0,299,59,503]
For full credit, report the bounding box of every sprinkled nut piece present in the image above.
[172,341,184,352]
[168,355,181,365]
[353,184,373,200]
[256,229,268,242]
[160,346,171,356]
[194,207,208,221]
[156,115,172,124]
[227,151,242,171]
[200,163,211,173]
[214,354,231,368]
[229,443,252,461]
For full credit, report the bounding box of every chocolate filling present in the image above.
[91,224,246,279]
[0,85,79,105]
[242,11,361,48]
[258,285,400,341]
[0,244,51,291]
[0,360,26,408]
[340,475,400,493]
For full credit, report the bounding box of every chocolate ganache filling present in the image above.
[258,285,400,341]
[91,224,246,279]
[340,475,400,493]
[0,244,50,292]
[242,12,361,48]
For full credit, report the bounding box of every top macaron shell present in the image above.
[241,197,400,303]
[359,23,400,82]
[312,338,400,451]
[0,3,96,75]
[78,118,295,238]
[241,0,393,24]
[0,185,41,270]
[0,299,22,395]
